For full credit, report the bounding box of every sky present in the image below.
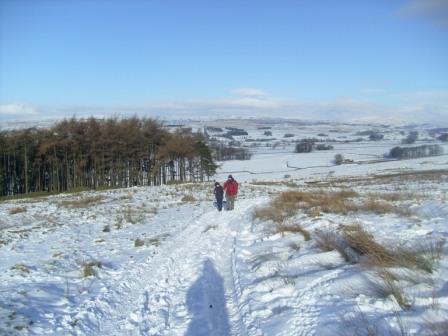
[0,0,448,124]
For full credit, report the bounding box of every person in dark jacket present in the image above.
[214,182,224,211]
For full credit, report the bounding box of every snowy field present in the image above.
[1,119,448,335]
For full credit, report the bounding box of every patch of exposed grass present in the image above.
[123,206,144,224]
[81,260,102,277]
[9,207,27,215]
[354,198,410,216]
[181,194,197,203]
[60,195,104,208]
[253,189,361,223]
[116,193,133,201]
[336,224,444,273]
[102,225,111,232]
[251,180,298,188]
[10,264,30,274]
[134,238,145,247]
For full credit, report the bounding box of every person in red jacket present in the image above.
[223,175,238,210]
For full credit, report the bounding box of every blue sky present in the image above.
[0,0,447,123]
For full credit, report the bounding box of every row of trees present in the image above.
[389,144,443,159]
[0,117,217,196]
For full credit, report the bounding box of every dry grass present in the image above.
[354,198,410,216]
[9,206,27,215]
[134,238,145,247]
[276,222,311,241]
[10,264,31,274]
[80,260,101,277]
[253,189,406,223]
[341,224,394,266]
[181,194,197,203]
[123,206,144,224]
[393,238,445,273]
[60,195,104,208]
[251,180,298,188]
[339,224,444,274]
[371,270,412,310]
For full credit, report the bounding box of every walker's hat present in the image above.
[215,182,220,186]
[228,175,233,179]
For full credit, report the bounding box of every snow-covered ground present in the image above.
[1,120,448,335]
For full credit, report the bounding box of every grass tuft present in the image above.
[81,260,102,277]
[60,195,104,208]
[134,238,145,247]
[9,207,27,215]
[341,224,394,267]
[181,195,197,203]
[276,222,311,241]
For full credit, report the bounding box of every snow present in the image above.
[1,120,447,335]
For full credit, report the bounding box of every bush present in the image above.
[334,154,344,165]
[295,140,315,153]
[316,144,334,150]
[402,131,418,144]
[369,133,384,141]
[263,131,272,136]
[438,133,448,142]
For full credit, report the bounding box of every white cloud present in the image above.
[0,103,37,116]
[397,0,448,28]
[2,91,447,127]
[230,88,268,97]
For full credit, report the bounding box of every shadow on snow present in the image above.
[185,259,230,336]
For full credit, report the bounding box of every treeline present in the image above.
[389,144,443,159]
[210,142,252,161]
[0,117,217,196]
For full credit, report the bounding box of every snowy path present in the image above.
[74,199,262,336]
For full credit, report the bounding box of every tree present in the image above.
[334,154,344,165]
[402,131,418,144]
